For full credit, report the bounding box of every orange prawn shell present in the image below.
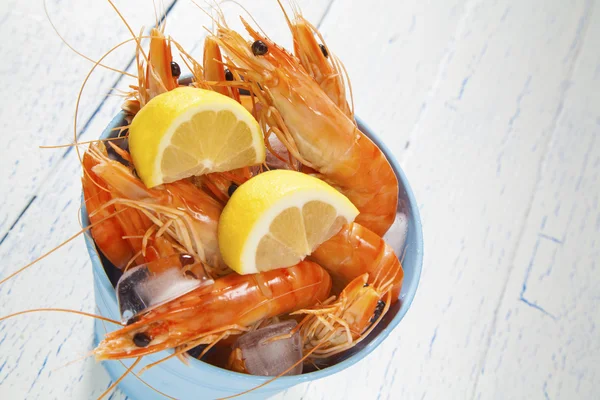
[82,142,226,274]
[214,22,398,236]
[336,274,381,335]
[147,28,178,98]
[82,150,135,269]
[311,223,404,301]
[289,16,352,118]
[95,261,332,360]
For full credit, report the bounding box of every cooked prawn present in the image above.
[83,142,228,276]
[82,148,140,268]
[95,261,332,360]
[293,273,392,358]
[311,222,404,300]
[122,26,180,116]
[213,19,398,236]
[203,35,241,101]
[281,1,354,119]
[285,222,403,358]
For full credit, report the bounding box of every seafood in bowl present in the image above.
[1,2,423,399]
[84,113,421,400]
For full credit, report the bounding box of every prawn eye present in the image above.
[370,300,386,324]
[170,61,181,78]
[225,69,234,81]
[228,183,239,197]
[319,44,328,58]
[179,254,195,266]
[133,332,152,347]
[251,40,268,56]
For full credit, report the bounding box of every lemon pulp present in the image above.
[218,170,359,274]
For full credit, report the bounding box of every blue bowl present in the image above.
[82,111,423,399]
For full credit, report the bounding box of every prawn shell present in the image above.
[94,261,332,360]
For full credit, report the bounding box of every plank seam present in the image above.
[0,196,37,248]
[316,0,335,29]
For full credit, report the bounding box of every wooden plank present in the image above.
[474,3,600,398]
[283,0,596,399]
[0,1,335,399]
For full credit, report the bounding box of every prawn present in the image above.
[95,261,332,360]
[122,24,180,116]
[82,147,140,268]
[293,273,392,359]
[213,18,398,237]
[0,262,331,399]
[293,223,403,358]
[203,35,241,101]
[311,222,404,300]
[211,14,404,358]
[282,1,354,119]
[83,142,228,277]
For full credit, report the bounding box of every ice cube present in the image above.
[233,320,303,376]
[116,254,213,323]
[383,212,408,257]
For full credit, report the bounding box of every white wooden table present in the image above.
[1,0,599,399]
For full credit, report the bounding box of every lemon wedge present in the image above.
[129,87,265,188]
[218,170,359,274]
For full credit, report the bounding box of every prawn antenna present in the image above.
[0,308,120,325]
[0,208,126,286]
[43,0,136,78]
[97,357,141,400]
[98,318,179,399]
[39,136,127,149]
